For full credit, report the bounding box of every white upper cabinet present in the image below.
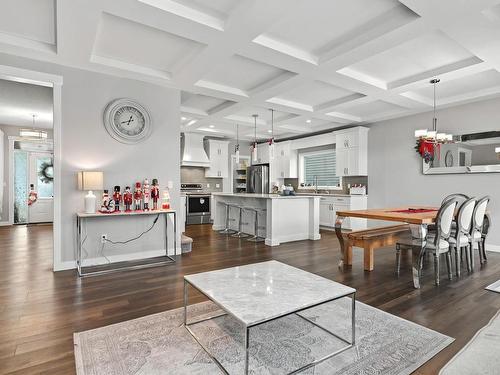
[335,127,368,176]
[270,141,297,182]
[205,139,229,178]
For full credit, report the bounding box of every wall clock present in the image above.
[103,98,152,144]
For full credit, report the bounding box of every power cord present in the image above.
[103,214,160,245]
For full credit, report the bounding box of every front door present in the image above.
[28,152,53,223]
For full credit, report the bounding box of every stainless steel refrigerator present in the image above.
[246,165,269,193]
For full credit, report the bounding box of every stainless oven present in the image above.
[181,183,212,225]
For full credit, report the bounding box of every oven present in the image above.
[181,183,212,225]
[186,194,211,224]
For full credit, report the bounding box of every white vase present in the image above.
[84,190,96,214]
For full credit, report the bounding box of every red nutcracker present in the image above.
[142,178,150,211]
[28,184,38,206]
[133,181,143,211]
[112,185,121,212]
[151,178,160,210]
[123,186,133,212]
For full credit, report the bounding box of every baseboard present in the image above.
[53,247,181,272]
[486,244,500,253]
[0,221,12,226]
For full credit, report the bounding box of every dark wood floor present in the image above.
[1,223,500,374]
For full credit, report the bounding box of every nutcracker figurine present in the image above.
[161,187,171,209]
[112,185,121,212]
[123,186,133,212]
[151,178,160,210]
[100,189,115,213]
[27,184,37,206]
[142,178,151,211]
[133,181,143,211]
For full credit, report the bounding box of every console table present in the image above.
[76,209,176,277]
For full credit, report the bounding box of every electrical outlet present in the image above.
[206,183,210,188]
[101,234,107,243]
[215,183,220,188]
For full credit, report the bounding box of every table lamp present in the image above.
[78,171,103,213]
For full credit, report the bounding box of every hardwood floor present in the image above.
[1,223,500,374]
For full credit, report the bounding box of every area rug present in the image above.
[486,279,500,293]
[74,299,453,375]
[440,309,500,375]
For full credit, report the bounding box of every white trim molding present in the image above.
[486,244,500,253]
[0,64,63,273]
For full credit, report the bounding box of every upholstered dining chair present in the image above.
[427,193,470,233]
[468,196,490,270]
[396,198,458,286]
[447,197,476,277]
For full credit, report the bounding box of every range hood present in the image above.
[182,133,210,167]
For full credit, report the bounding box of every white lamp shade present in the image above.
[445,134,453,141]
[436,133,446,141]
[496,147,500,153]
[414,129,428,138]
[78,171,103,191]
[427,131,437,139]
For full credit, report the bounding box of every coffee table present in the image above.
[183,260,356,374]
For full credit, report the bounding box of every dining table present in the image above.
[335,206,441,289]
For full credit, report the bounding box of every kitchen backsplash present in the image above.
[284,176,368,195]
[181,167,223,192]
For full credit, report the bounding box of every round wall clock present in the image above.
[103,98,152,144]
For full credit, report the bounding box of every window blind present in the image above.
[303,151,340,186]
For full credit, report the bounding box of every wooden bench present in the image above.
[342,224,409,271]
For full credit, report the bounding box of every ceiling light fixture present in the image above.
[269,109,275,160]
[181,116,187,121]
[209,125,215,128]
[306,119,312,124]
[414,78,454,164]
[20,114,48,139]
[235,124,240,163]
[252,114,258,162]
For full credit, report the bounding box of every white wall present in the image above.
[0,53,181,267]
[368,97,500,248]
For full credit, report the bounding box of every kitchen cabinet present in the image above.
[319,195,367,230]
[251,143,270,165]
[335,127,368,176]
[270,141,297,182]
[205,139,229,178]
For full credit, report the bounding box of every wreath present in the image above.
[38,160,54,184]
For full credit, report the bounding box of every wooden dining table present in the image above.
[335,206,440,289]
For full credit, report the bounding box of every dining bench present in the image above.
[342,224,410,271]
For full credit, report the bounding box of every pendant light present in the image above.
[269,109,275,160]
[252,114,258,162]
[20,114,48,139]
[235,124,240,164]
[429,77,440,139]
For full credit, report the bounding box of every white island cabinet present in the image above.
[212,193,321,246]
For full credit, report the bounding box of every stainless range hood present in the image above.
[181,133,210,167]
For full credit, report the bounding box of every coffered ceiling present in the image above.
[2,0,500,139]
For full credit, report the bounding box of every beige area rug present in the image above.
[74,299,453,374]
[440,309,500,375]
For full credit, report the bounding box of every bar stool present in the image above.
[231,205,250,238]
[218,202,237,235]
[246,207,266,242]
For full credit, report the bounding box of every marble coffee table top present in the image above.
[184,260,356,327]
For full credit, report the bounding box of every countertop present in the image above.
[295,193,368,198]
[212,193,321,199]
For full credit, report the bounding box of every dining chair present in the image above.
[468,196,490,270]
[427,193,470,234]
[396,198,458,286]
[447,197,476,277]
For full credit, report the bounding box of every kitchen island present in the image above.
[212,193,321,246]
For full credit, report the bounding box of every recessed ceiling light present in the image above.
[181,116,187,121]
[306,119,312,123]
[267,130,272,133]
[209,125,215,128]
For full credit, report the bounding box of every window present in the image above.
[299,149,341,189]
